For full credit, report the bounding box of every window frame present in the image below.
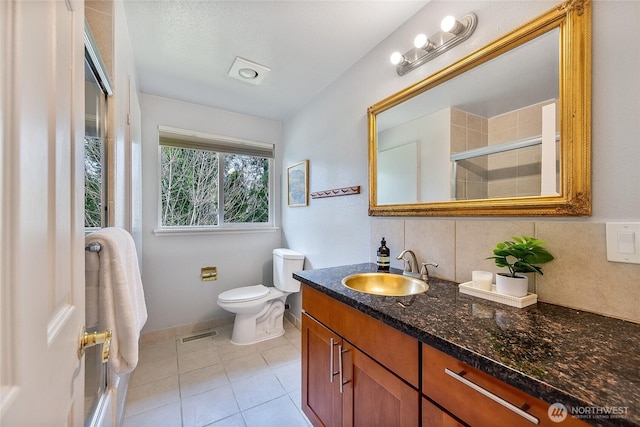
[84,22,112,231]
[155,126,276,234]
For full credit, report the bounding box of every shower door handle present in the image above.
[78,325,112,363]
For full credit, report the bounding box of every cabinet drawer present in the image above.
[302,284,419,388]
[422,344,589,427]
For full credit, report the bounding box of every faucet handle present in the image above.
[420,262,438,282]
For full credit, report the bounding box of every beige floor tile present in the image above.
[231,372,286,411]
[261,343,299,369]
[223,353,270,383]
[181,384,240,427]
[289,389,303,412]
[177,332,218,355]
[130,354,178,387]
[125,376,180,417]
[122,402,182,427]
[254,335,291,352]
[209,413,247,427]
[284,329,302,352]
[178,345,222,374]
[122,319,305,426]
[138,337,177,364]
[217,340,263,362]
[241,395,309,427]
[179,362,229,398]
[272,361,301,393]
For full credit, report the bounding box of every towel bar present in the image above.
[85,242,101,252]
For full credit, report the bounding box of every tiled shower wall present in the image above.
[450,108,489,200]
[487,100,558,198]
[451,100,559,200]
[370,219,640,324]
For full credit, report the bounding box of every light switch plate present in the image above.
[606,222,640,264]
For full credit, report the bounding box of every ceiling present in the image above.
[122,1,429,121]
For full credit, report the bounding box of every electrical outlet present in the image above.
[201,266,217,281]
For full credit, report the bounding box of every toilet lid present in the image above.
[218,284,270,303]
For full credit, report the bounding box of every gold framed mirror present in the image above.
[368,0,591,216]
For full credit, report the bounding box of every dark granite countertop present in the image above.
[294,263,640,427]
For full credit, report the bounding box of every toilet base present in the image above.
[231,325,285,345]
[230,298,286,345]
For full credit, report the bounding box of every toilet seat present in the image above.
[218,284,269,303]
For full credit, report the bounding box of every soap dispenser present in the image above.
[377,238,390,272]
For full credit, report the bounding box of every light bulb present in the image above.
[414,34,428,49]
[238,68,258,79]
[441,15,464,34]
[414,33,435,52]
[390,51,404,65]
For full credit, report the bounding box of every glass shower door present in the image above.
[83,23,111,426]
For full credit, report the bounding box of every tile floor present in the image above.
[123,320,311,427]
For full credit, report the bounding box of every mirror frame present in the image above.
[368,0,591,217]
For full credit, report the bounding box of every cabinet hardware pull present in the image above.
[444,368,539,425]
[339,346,349,393]
[330,338,340,382]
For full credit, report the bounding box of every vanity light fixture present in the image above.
[390,12,477,76]
[440,15,465,35]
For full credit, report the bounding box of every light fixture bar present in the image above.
[394,13,477,76]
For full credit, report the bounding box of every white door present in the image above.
[1,0,86,425]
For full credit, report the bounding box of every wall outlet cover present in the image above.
[606,222,640,264]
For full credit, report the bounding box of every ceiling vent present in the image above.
[227,57,270,86]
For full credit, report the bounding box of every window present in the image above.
[158,127,274,228]
[84,32,112,230]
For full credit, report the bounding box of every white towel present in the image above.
[85,228,148,374]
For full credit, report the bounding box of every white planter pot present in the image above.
[495,274,529,297]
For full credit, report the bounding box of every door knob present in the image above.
[78,326,112,362]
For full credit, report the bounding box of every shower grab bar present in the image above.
[85,242,102,252]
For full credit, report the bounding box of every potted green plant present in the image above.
[487,236,554,297]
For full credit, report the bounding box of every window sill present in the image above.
[153,226,279,236]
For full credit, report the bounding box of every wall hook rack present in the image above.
[311,186,360,199]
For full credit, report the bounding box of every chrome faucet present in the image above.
[396,250,420,279]
[420,262,439,283]
[397,249,438,282]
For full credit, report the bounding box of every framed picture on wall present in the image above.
[287,160,308,207]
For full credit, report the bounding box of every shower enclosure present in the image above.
[84,22,112,427]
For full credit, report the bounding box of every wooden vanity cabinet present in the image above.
[422,398,465,427]
[422,345,589,427]
[302,285,420,427]
[302,284,590,427]
[302,313,343,426]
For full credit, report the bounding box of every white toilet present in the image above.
[217,248,305,345]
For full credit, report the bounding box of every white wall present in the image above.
[114,0,143,261]
[282,1,640,322]
[140,94,282,332]
[378,107,451,202]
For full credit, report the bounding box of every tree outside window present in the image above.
[160,144,271,227]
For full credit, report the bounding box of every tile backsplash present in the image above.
[371,219,640,323]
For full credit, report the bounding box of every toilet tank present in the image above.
[273,248,305,292]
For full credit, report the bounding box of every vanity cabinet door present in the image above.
[342,341,420,427]
[422,397,465,427]
[302,313,343,427]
